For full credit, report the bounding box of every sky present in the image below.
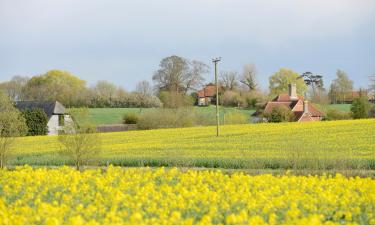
[0,0,374,91]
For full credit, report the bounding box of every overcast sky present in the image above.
[0,0,374,91]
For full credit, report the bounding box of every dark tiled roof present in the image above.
[15,101,66,118]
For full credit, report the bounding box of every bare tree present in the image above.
[220,71,239,91]
[0,76,29,101]
[58,108,101,170]
[240,64,257,91]
[185,60,209,94]
[135,80,153,97]
[152,55,208,94]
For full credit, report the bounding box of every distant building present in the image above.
[252,84,324,122]
[15,101,73,135]
[197,84,216,106]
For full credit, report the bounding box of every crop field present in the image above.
[88,106,255,125]
[10,119,375,171]
[0,166,374,225]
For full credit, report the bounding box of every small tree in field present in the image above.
[58,108,101,170]
[351,91,370,119]
[0,93,27,168]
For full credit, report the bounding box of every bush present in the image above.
[351,95,370,119]
[137,108,197,130]
[224,112,248,125]
[123,113,139,124]
[264,105,294,123]
[324,109,351,121]
[21,109,48,136]
[158,91,194,108]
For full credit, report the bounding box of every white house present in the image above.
[15,101,73,135]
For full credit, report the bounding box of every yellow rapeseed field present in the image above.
[0,166,374,225]
[10,119,375,170]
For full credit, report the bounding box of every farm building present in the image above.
[252,84,324,122]
[15,101,73,135]
[197,84,216,106]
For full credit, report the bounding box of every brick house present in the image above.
[197,84,216,106]
[253,84,324,122]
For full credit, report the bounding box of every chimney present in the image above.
[303,100,309,114]
[289,84,298,101]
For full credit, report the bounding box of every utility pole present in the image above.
[212,57,221,137]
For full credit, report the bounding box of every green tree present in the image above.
[350,91,370,119]
[264,105,294,123]
[269,68,307,97]
[58,108,101,170]
[0,93,28,168]
[0,76,29,101]
[21,109,48,136]
[329,70,354,103]
[24,70,87,107]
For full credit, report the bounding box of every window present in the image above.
[58,115,65,126]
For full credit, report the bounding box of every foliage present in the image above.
[0,76,29,101]
[351,93,370,119]
[158,91,194,108]
[369,104,375,118]
[24,70,87,107]
[8,119,375,170]
[220,91,242,107]
[123,113,139,124]
[0,93,28,168]
[21,108,48,136]
[324,109,352,121]
[264,105,294,122]
[224,112,248,124]
[137,108,197,130]
[329,70,354,104]
[269,68,307,96]
[0,166,374,224]
[58,108,101,170]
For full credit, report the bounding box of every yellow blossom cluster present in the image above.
[0,166,374,225]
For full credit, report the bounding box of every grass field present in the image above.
[87,104,351,125]
[1,166,374,224]
[10,119,375,171]
[88,106,255,125]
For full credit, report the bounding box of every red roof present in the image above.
[198,85,216,98]
[262,93,324,121]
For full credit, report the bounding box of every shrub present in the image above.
[224,112,248,124]
[21,109,49,136]
[123,113,139,124]
[264,105,294,123]
[158,91,194,108]
[351,95,370,119]
[137,108,196,130]
[324,109,351,121]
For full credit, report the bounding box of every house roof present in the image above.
[272,94,304,102]
[15,101,66,118]
[198,85,216,98]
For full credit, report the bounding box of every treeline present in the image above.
[0,70,161,108]
[1,55,374,110]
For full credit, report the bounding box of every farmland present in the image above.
[10,119,375,172]
[86,104,351,125]
[87,106,255,125]
[1,166,374,224]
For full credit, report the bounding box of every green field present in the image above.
[88,106,255,125]
[323,104,352,112]
[10,119,375,172]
